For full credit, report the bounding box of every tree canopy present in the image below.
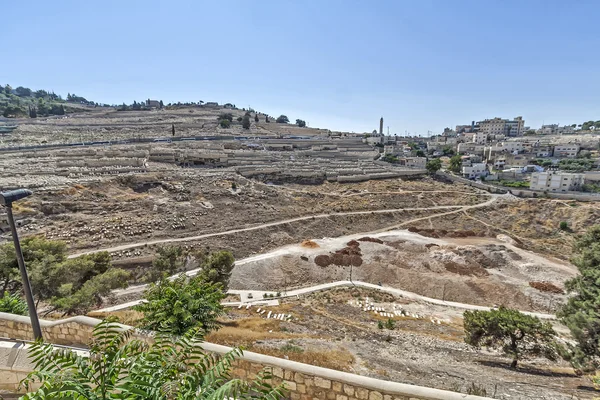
[276,115,289,124]
[242,115,251,129]
[464,306,557,368]
[198,250,235,291]
[295,119,306,127]
[449,154,463,173]
[0,237,128,314]
[426,158,442,175]
[559,225,600,372]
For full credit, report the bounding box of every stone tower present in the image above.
[379,117,383,135]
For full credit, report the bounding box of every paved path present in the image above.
[97,279,555,319]
[69,194,500,258]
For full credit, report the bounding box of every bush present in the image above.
[377,320,384,329]
[217,113,233,122]
[219,119,231,128]
[295,119,306,127]
[0,292,27,315]
[134,274,225,336]
[236,116,243,122]
[385,318,395,330]
[559,221,569,231]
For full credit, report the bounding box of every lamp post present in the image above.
[0,189,43,340]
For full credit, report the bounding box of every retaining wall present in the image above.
[0,313,490,399]
[438,172,600,201]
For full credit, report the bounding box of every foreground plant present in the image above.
[20,320,286,400]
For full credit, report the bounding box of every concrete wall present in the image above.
[0,313,490,399]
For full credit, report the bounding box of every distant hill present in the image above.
[0,84,100,118]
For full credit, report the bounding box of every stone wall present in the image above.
[0,313,490,399]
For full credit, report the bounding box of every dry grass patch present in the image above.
[88,310,144,326]
[207,317,295,347]
[252,345,355,372]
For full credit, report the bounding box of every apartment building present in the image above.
[553,144,580,158]
[476,116,525,137]
[530,171,585,192]
[472,131,488,145]
[462,163,488,179]
[457,143,485,155]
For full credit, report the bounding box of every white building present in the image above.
[472,131,488,145]
[462,163,488,179]
[553,144,580,158]
[477,116,525,137]
[530,171,584,192]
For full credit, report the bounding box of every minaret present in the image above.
[379,117,383,135]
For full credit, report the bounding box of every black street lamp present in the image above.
[0,189,43,340]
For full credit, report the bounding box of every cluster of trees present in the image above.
[580,120,600,131]
[118,99,164,112]
[559,158,594,172]
[0,237,128,315]
[1,84,98,118]
[463,225,600,375]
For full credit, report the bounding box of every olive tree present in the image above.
[464,306,557,368]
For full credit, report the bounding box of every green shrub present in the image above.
[0,292,27,315]
[559,221,568,230]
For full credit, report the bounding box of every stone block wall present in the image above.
[0,313,490,399]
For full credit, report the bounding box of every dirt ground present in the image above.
[205,287,594,400]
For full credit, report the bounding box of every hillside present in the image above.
[0,84,99,119]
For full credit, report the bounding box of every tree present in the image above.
[449,154,463,174]
[415,150,425,157]
[242,115,251,129]
[265,115,270,123]
[464,306,556,368]
[558,226,600,372]
[159,100,164,108]
[21,320,286,400]
[276,115,289,124]
[255,114,259,123]
[295,119,306,127]
[4,84,12,95]
[15,86,32,97]
[134,274,225,335]
[426,158,442,175]
[199,250,235,291]
[145,246,184,283]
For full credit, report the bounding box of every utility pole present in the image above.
[1,190,43,341]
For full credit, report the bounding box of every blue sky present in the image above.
[4,0,599,134]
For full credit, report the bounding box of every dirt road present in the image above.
[69,193,501,258]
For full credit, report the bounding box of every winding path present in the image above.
[69,193,500,258]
